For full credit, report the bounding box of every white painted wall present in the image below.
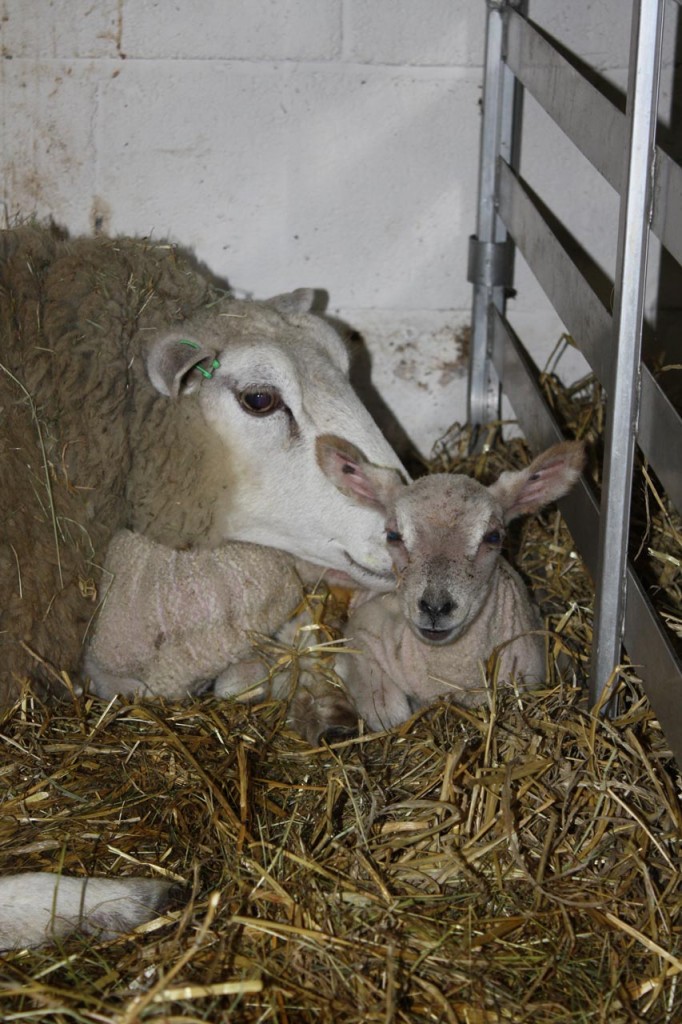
[1,1,678,457]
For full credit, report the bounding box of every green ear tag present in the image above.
[178,339,220,379]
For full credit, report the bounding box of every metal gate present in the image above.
[467,0,682,761]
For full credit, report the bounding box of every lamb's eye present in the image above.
[239,389,281,415]
[386,530,403,544]
[483,529,502,545]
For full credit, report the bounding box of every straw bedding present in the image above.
[0,371,680,1023]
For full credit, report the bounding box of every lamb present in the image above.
[84,530,306,697]
[315,439,585,733]
[83,530,358,742]
[0,226,404,700]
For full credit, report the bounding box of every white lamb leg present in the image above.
[286,670,359,745]
[214,658,271,701]
[339,656,415,733]
[82,651,147,698]
[0,873,172,950]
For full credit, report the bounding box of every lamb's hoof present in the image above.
[318,722,358,745]
[287,680,359,747]
[310,700,359,745]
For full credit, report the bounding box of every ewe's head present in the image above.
[143,290,406,587]
[320,440,585,646]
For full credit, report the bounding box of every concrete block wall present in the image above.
[1,1,678,457]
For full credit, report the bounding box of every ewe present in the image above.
[0,227,403,948]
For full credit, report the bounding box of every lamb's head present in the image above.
[320,439,585,643]
[144,289,407,589]
[386,473,508,643]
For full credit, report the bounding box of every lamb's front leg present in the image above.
[82,651,148,699]
[216,656,358,745]
[214,658,271,702]
[337,653,415,732]
[286,670,359,745]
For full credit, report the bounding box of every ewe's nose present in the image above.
[418,592,457,624]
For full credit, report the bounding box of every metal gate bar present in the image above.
[497,160,682,511]
[468,0,682,763]
[491,309,682,752]
[506,7,682,268]
[592,0,666,698]
[468,1,519,427]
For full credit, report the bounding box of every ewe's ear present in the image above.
[266,288,316,315]
[488,441,585,523]
[316,434,405,510]
[146,333,219,398]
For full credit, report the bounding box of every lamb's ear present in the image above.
[146,334,220,398]
[488,441,585,523]
[266,288,316,315]
[316,434,406,510]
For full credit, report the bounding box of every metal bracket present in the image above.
[486,0,522,11]
[467,236,514,289]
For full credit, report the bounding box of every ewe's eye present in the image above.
[483,529,502,545]
[239,389,281,415]
[386,529,403,544]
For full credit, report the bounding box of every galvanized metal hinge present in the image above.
[467,235,514,289]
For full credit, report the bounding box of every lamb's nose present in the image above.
[418,595,456,620]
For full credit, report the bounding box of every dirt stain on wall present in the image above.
[91,196,112,235]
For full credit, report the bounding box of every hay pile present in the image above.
[1,373,681,1023]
